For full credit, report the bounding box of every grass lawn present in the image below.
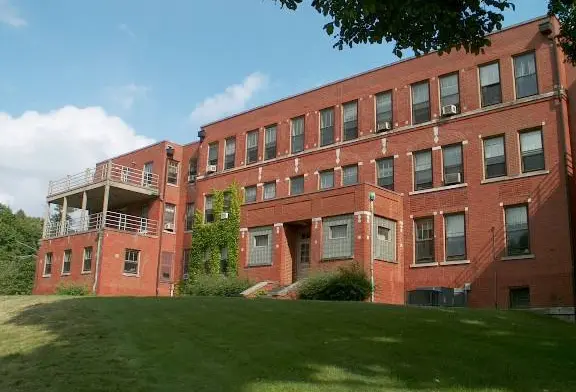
[1,296,575,392]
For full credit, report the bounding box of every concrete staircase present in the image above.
[241,281,301,300]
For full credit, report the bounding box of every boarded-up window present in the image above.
[160,251,174,282]
[323,215,354,259]
[374,216,396,261]
[248,226,273,266]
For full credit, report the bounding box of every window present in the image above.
[320,108,335,146]
[204,195,214,223]
[376,91,393,126]
[412,81,430,124]
[443,144,463,185]
[224,137,236,170]
[415,218,434,263]
[483,136,507,179]
[220,247,228,274]
[374,216,396,261]
[183,248,191,278]
[246,130,259,164]
[343,101,358,141]
[163,204,175,232]
[323,215,354,259]
[505,205,530,256]
[124,249,140,275]
[223,192,231,212]
[520,129,544,172]
[291,117,304,153]
[509,287,531,309]
[167,160,179,185]
[480,62,502,106]
[414,150,433,190]
[329,224,347,239]
[342,164,358,186]
[320,169,334,190]
[445,213,466,261]
[249,227,273,266]
[263,182,276,200]
[82,247,92,272]
[185,203,195,231]
[265,125,277,160]
[376,158,394,190]
[514,52,538,98]
[290,175,304,195]
[160,251,174,282]
[208,142,218,167]
[43,252,53,276]
[188,158,197,183]
[143,162,154,186]
[62,250,71,274]
[245,186,257,203]
[440,73,460,111]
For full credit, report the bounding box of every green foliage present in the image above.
[177,275,251,297]
[0,204,42,295]
[550,0,576,65]
[55,283,91,296]
[186,183,241,282]
[297,263,371,301]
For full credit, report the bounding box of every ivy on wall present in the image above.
[186,183,242,281]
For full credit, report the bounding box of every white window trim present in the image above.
[328,224,348,240]
[42,253,52,277]
[81,247,92,274]
[164,204,177,233]
[167,160,179,187]
[61,250,72,276]
[123,249,140,276]
[254,234,269,248]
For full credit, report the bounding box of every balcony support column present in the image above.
[42,202,50,238]
[59,196,68,236]
[81,191,88,230]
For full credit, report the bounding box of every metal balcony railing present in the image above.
[43,211,158,238]
[47,163,159,197]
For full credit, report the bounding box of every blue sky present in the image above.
[0,0,549,214]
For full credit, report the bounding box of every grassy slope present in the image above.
[0,296,575,392]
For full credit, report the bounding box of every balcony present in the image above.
[48,162,159,198]
[44,211,158,239]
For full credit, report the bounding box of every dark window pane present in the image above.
[344,121,358,141]
[292,134,304,153]
[482,84,502,106]
[291,176,304,195]
[516,75,538,99]
[510,287,530,309]
[415,218,434,263]
[413,102,430,124]
[522,152,545,172]
[321,125,334,146]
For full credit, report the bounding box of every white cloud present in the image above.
[189,72,268,124]
[118,23,135,38]
[0,0,26,27]
[107,83,149,110]
[0,106,154,216]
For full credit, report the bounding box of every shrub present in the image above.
[56,283,91,296]
[178,275,251,297]
[297,263,371,301]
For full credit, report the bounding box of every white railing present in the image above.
[43,211,158,238]
[48,163,159,196]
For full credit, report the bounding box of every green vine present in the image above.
[185,182,242,283]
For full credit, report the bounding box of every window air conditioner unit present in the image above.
[164,222,175,231]
[376,121,392,133]
[441,104,458,117]
[188,174,196,183]
[206,165,217,174]
[444,172,462,185]
[220,212,229,220]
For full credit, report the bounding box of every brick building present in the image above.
[34,16,576,312]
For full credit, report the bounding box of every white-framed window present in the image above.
[375,91,393,126]
[208,142,218,167]
[514,52,538,99]
[167,160,179,185]
[443,144,463,185]
[62,249,72,274]
[160,251,174,282]
[265,125,277,160]
[224,137,236,170]
[43,252,53,276]
[343,101,358,141]
[320,107,335,146]
[245,186,257,204]
[323,215,354,259]
[246,130,259,164]
[263,182,276,200]
[320,169,334,190]
[414,150,433,190]
[143,162,154,186]
[248,226,273,266]
[204,195,214,223]
[342,164,358,186]
[483,135,507,179]
[505,205,530,256]
[164,204,176,232]
[412,81,430,124]
[445,213,466,261]
[290,175,304,195]
[124,249,140,275]
[82,247,92,273]
[329,224,347,239]
[415,217,434,263]
[376,158,394,190]
[188,158,197,183]
[519,128,544,173]
[291,117,305,154]
[374,216,396,261]
[439,73,460,111]
[254,235,269,247]
[480,62,502,106]
[185,203,195,231]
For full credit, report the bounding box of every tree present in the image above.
[274,0,576,64]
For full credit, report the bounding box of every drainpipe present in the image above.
[545,20,576,311]
[155,146,169,296]
[369,192,376,303]
[93,160,112,294]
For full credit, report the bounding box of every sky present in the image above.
[0,0,548,216]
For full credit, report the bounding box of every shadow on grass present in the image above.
[1,296,576,392]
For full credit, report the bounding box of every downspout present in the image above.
[155,145,169,296]
[547,20,576,310]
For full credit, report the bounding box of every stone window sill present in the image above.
[61,273,71,276]
[122,273,140,277]
[321,256,353,262]
[42,274,51,278]
[501,254,535,261]
[440,259,470,266]
[166,183,179,188]
[410,262,438,268]
[409,183,467,196]
[81,271,92,275]
[245,263,273,268]
[481,170,549,184]
[375,259,399,264]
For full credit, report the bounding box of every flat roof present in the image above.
[201,15,549,130]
